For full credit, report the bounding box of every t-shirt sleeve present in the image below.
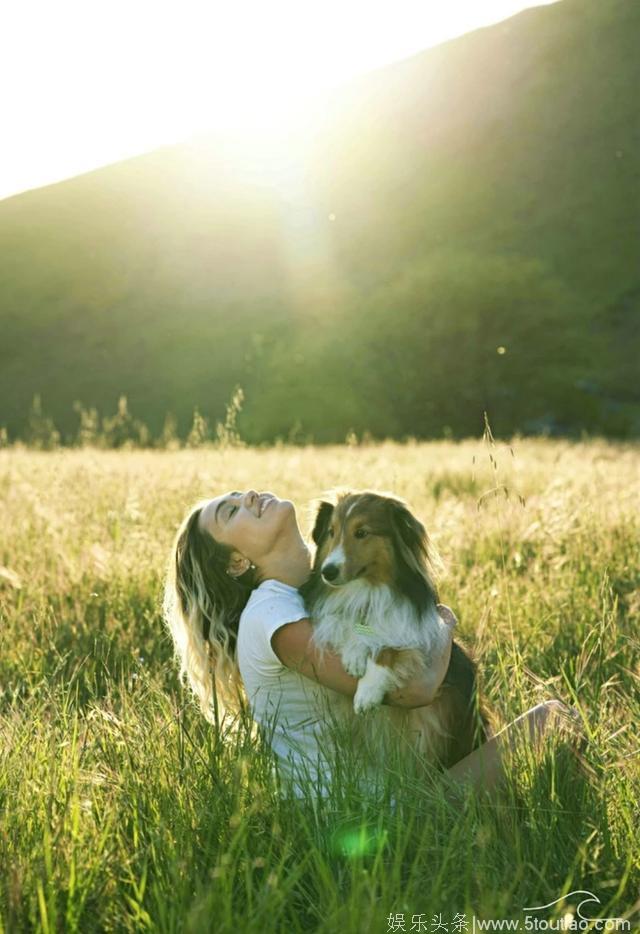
[241,585,308,670]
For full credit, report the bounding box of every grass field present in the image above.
[1,438,639,932]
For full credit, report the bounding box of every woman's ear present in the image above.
[227,551,253,578]
[311,501,334,545]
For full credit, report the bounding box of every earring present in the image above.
[226,562,255,577]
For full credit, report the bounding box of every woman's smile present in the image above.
[259,495,273,516]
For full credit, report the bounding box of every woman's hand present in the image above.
[436,604,458,630]
[383,604,456,708]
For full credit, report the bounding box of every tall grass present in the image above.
[1,439,638,931]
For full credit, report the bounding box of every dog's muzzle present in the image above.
[321,563,340,583]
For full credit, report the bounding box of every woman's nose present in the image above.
[244,490,258,508]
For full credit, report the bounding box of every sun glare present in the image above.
[2,0,559,199]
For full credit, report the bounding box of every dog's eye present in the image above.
[354,528,369,539]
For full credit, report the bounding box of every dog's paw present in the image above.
[353,681,384,714]
[341,648,369,678]
[344,659,368,678]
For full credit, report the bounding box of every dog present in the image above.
[301,490,490,770]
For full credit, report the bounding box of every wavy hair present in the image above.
[163,501,258,722]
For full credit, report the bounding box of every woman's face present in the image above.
[198,490,295,568]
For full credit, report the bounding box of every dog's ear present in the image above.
[388,498,438,611]
[311,500,335,545]
[388,499,428,559]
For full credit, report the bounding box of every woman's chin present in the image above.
[261,497,293,524]
[279,499,299,527]
[271,497,294,516]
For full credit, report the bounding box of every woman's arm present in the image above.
[271,607,455,708]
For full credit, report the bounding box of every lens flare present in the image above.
[329,821,388,858]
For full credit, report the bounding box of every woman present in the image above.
[163,489,580,799]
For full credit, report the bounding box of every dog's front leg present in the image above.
[341,641,371,678]
[353,656,399,714]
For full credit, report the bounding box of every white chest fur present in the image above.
[311,580,445,658]
[310,580,450,712]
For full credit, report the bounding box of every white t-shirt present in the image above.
[236,578,356,798]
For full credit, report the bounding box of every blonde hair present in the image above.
[163,501,257,722]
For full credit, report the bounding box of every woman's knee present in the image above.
[533,698,563,723]
[516,699,565,744]
[539,698,580,726]
[528,699,579,741]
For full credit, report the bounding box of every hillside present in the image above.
[1,0,638,443]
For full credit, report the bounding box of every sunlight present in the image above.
[2,0,560,199]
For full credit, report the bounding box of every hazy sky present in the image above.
[2,0,559,200]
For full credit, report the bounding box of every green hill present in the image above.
[1,0,638,443]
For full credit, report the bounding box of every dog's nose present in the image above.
[322,564,340,582]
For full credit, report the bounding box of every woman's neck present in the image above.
[258,534,311,590]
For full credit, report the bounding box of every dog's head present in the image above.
[309,490,439,615]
